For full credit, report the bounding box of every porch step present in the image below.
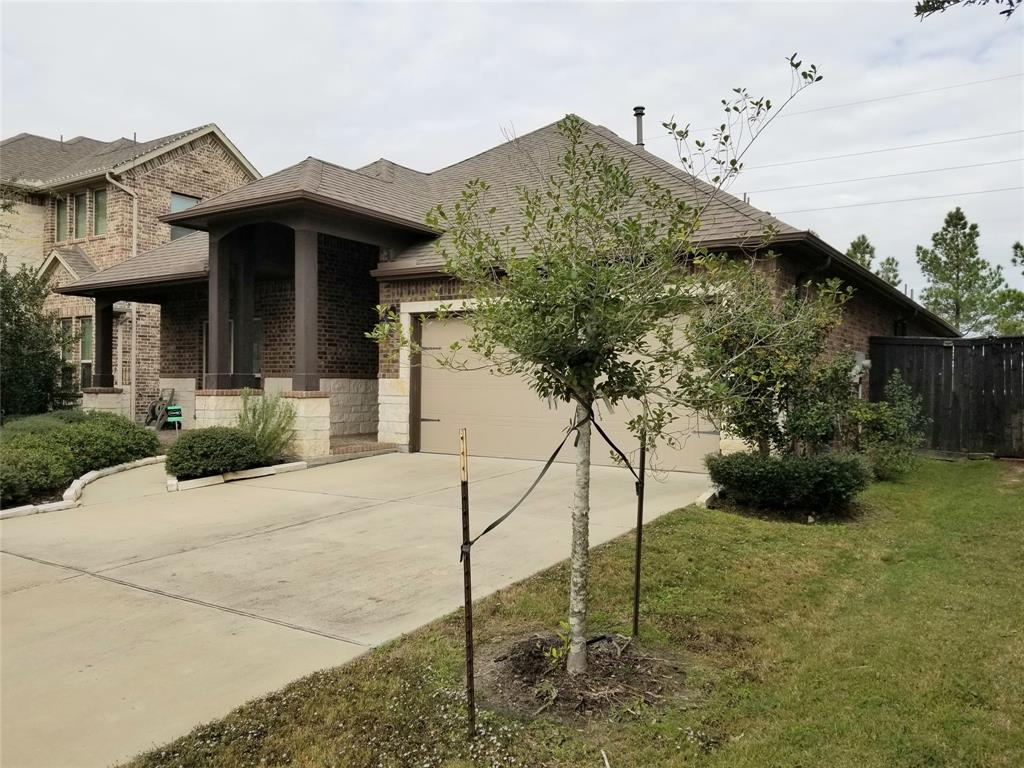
[329,433,396,456]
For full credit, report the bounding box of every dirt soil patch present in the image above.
[477,632,691,721]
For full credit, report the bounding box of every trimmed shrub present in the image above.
[705,451,871,514]
[0,414,159,506]
[237,389,296,464]
[165,427,262,480]
[0,434,74,507]
[55,416,160,478]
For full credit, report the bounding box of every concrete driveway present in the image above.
[0,452,709,768]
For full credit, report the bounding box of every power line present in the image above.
[772,186,1023,214]
[746,130,1024,170]
[748,158,1024,193]
[781,73,1024,117]
[649,73,1024,139]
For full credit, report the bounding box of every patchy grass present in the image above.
[125,459,1024,768]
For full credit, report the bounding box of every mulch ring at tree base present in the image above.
[476,632,691,721]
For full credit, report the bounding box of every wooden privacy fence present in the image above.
[869,336,1024,458]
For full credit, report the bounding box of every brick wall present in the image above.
[40,132,255,418]
[318,234,379,379]
[377,276,468,378]
[161,235,381,384]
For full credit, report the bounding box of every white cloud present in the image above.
[3,0,1021,289]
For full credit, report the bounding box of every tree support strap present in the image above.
[458,404,641,562]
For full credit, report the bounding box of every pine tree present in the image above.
[877,256,902,287]
[916,207,1005,335]
[846,234,876,270]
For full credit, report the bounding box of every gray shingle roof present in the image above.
[1,125,215,188]
[50,245,98,279]
[60,114,801,293]
[163,156,438,232]
[56,232,209,293]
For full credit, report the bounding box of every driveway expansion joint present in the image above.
[2,549,367,648]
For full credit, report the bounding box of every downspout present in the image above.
[106,172,138,421]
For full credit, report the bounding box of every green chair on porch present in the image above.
[165,404,183,433]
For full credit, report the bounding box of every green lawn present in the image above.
[126,459,1024,768]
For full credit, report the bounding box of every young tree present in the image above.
[915,0,1019,18]
[993,288,1024,335]
[916,207,1006,334]
[0,258,74,419]
[846,234,876,270]
[372,57,822,675]
[678,261,852,456]
[876,255,902,287]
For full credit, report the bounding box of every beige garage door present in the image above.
[418,317,718,473]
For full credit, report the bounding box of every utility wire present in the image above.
[748,158,1024,193]
[772,186,1023,214]
[746,130,1024,169]
[781,73,1024,117]
[649,73,1024,140]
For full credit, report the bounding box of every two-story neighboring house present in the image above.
[0,125,259,418]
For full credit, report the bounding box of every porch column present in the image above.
[232,251,257,389]
[92,298,115,388]
[205,235,233,389]
[293,228,319,391]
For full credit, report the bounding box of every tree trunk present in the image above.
[567,399,592,676]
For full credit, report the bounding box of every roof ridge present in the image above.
[584,121,795,234]
[426,115,569,177]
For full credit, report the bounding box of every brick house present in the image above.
[0,125,259,417]
[55,115,956,468]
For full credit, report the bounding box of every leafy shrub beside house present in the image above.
[705,451,871,515]
[165,427,262,480]
[237,389,296,464]
[850,370,929,480]
[0,412,159,506]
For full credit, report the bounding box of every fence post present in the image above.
[631,432,647,638]
[459,428,476,740]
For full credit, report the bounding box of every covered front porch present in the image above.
[57,185,436,458]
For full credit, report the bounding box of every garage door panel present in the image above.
[419,317,716,472]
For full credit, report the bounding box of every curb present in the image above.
[167,460,308,492]
[694,488,718,508]
[1,455,166,520]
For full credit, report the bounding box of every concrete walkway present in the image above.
[0,453,709,768]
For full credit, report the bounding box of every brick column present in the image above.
[293,228,319,391]
[92,298,115,388]
[206,235,232,389]
[232,251,257,389]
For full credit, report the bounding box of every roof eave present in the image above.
[55,271,209,297]
[160,190,440,236]
[703,230,959,337]
[110,124,261,181]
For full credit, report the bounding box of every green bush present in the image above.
[705,451,871,514]
[165,427,262,480]
[55,416,160,478]
[0,434,75,507]
[237,389,296,464]
[852,370,928,481]
[0,414,159,505]
[0,409,95,442]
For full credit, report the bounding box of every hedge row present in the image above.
[705,451,871,516]
[0,412,160,506]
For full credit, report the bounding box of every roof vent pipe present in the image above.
[633,106,645,148]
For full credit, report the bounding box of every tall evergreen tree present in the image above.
[846,234,875,270]
[1012,241,1023,279]
[915,207,1005,335]
[877,255,902,287]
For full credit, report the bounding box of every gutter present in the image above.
[105,172,139,418]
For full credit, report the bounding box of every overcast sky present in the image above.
[2,1,1021,291]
